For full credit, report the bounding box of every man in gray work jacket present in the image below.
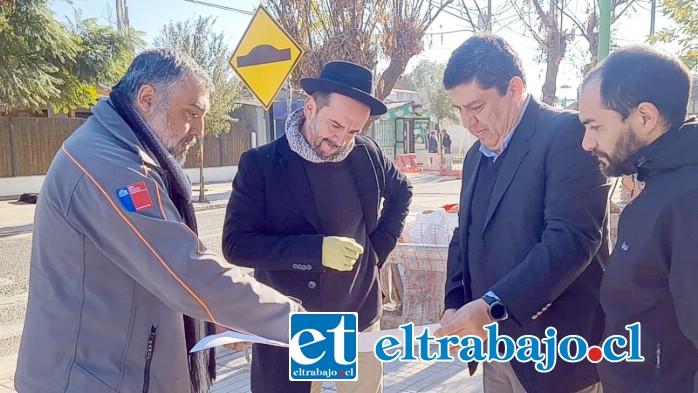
[15,49,300,393]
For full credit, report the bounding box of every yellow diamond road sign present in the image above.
[230,6,303,111]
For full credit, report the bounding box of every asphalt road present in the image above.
[0,207,229,359]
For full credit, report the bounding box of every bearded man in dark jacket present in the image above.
[579,44,698,393]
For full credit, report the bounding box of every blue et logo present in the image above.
[289,312,358,381]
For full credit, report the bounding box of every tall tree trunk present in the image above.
[583,13,599,74]
[541,29,566,105]
[363,57,410,134]
[375,57,410,101]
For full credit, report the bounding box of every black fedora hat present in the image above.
[300,61,387,116]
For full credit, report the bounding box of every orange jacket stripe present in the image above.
[154,181,168,221]
[61,145,217,323]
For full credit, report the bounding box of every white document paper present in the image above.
[189,331,287,353]
[191,323,442,354]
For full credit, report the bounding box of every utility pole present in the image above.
[486,0,492,32]
[116,0,132,50]
[650,0,657,36]
[115,0,129,37]
[598,0,611,61]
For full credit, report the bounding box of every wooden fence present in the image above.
[0,117,84,177]
[0,117,250,177]
[182,121,250,168]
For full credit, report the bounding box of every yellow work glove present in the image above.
[321,236,364,272]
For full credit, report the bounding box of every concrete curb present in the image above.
[0,226,33,238]
[192,200,228,212]
[0,199,229,238]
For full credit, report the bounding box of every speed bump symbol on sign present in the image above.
[229,6,304,110]
[237,45,291,67]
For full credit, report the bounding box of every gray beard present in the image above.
[149,109,190,166]
[170,149,187,166]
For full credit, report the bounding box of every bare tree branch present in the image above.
[530,0,551,28]
[458,0,482,31]
[509,0,545,45]
[614,0,643,21]
[554,1,591,41]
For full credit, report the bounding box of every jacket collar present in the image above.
[276,136,379,233]
[91,99,160,169]
[626,118,698,182]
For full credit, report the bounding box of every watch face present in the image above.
[490,303,507,320]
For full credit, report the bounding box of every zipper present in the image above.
[655,342,662,374]
[142,325,157,393]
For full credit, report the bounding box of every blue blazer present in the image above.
[445,98,610,392]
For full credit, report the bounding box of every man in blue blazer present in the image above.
[435,35,610,393]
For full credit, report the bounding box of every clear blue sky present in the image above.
[52,0,257,46]
[51,0,672,100]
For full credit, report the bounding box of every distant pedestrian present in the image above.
[441,129,452,154]
[428,130,439,153]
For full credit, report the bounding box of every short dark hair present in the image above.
[312,91,332,112]
[443,34,526,95]
[582,45,691,130]
[113,48,213,107]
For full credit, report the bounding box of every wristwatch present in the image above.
[482,291,508,321]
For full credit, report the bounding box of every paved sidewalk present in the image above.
[0,173,460,238]
[0,182,234,238]
[0,201,35,238]
[0,348,483,393]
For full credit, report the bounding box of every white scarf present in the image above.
[285,108,355,163]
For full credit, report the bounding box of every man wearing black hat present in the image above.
[222,61,413,393]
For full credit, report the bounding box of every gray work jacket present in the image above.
[15,100,298,393]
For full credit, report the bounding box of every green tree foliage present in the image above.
[0,0,143,115]
[650,0,697,70]
[67,14,146,86]
[0,0,78,114]
[405,59,457,127]
[54,12,145,113]
[154,16,243,136]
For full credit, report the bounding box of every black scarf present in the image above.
[109,89,216,393]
